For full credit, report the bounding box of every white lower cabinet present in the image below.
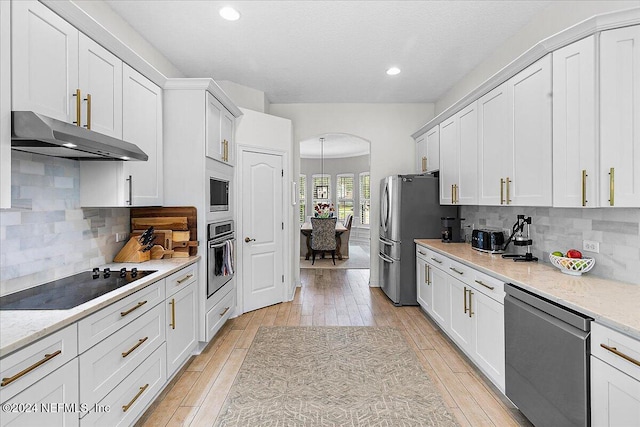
[81,344,166,427]
[591,322,640,426]
[206,285,236,342]
[166,281,198,377]
[415,245,505,392]
[1,360,80,427]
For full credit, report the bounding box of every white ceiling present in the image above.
[104,0,553,104]
[300,134,370,159]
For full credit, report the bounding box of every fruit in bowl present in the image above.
[566,249,582,258]
[549,250,595,276]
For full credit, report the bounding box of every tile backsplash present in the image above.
[0,152,129,296]
[461,206,640,285]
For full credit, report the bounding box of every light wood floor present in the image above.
[136,269,532,427]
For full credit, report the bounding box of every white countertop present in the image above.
[0,256,200,357]
[415,239,640,340]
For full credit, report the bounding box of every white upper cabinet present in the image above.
[478,82,511,206]
[416,126,439,174]
[439,116,458,205]
[122,65,163,206]
[12,0,123,138]
[553,36,597,208]
[12,0,79,123]
[600,25,640,207]
[80,66,162,207]
[78,34,123,138]
[0,0,10,209]
[206,91,235,166]
[508,54,552,206]
[439,102,478,206]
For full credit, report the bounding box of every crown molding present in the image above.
[412,7,640,139]
[163,79,243,118]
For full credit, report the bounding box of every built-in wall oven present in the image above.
[207,220,235,298]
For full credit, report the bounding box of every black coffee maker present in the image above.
[441,217,462,243]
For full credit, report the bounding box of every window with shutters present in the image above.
[336,174,354,222]
[299,174,306,223]
[359,172,370,225]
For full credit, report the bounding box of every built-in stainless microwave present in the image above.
[210,177,229,212]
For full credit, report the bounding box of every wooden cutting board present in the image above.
[130,207,198,256]
[131,217,188,231]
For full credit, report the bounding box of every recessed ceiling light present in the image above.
[62,143,77,148]
[219,6,240,21]
[386,67,401,76]
[120,156,130,160]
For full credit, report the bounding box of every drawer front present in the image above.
[79,304,165,409]
[165,263,198,298]
[446,257,472,281]
[206,287,235,342]
[426,251,449,271]
[78,280,165,353]
[415,245,431,262]
[469,269,505,303]
[592,322,640,382]
[81,344,167,427]
[0,324,78,403]
[2,360,79,427]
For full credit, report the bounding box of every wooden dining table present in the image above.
[300,221,348,260]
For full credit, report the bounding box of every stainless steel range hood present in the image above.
[11,111,148,161]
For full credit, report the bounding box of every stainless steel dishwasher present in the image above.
[504,283,592,427]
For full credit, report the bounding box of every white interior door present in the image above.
[242,150,284,312]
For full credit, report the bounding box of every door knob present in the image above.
[244,237,256,243]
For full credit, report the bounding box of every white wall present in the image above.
[269,103,435,286]
[435,0,639,114]
[71,0,184,78]
[218,81,270,114]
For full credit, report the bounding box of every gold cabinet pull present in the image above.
[609,167,615,206]
[1,350,62,387]
[169,298,176,330]
[176,273,194,284]
[600,344,640,367]
[463,287,468,314]
[84,93,92,129]
[73,89,81,126]
[121,300,147,317]
[427,264,431,285]
[468,290,474,317]
[418,250,426,256]
[451,184,455,204]
[122,337,148,358]
[122,383,149,412]
[422,156,427,172]
[449,267,464,275]
[430,257,442,264]
[474,279,495,290]
[220,306,230,317]
[500,178,505,204]
[506,177,511,204]
[455,184,458,204]
[582,170,587,207]
[424,264,429,285]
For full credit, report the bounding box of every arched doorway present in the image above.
[297,133,371,272]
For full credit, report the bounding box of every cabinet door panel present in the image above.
[592,357,640,427]
[123,65,163,206]
[429,265,450,329]
[416,256,432,312]
[457,103,478,205]
[12,0,78,123]
[221,108,235,165]
[415,135,426,174]
[510,54,552,206]
[78,34,122,138]
[206,92,223,161]
[166,282,198,377]
[449,276,473,351]
[600,25,640,207]
[473,291,505,391]
[439,118,458,205]
[478,83,511,205]
[425,126,440,173]
[552,36,597,207]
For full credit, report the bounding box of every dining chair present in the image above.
[310,217,337,265]
[340,214,353,258]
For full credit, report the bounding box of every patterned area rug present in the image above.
[214,326,460,426]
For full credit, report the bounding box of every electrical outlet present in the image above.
[583,240,600,253]
[115,232,129,243]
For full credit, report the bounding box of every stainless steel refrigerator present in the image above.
[379,174,458,306]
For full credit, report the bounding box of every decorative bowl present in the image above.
[549,254,595,276]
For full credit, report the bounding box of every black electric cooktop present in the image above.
[0,268,157,310]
